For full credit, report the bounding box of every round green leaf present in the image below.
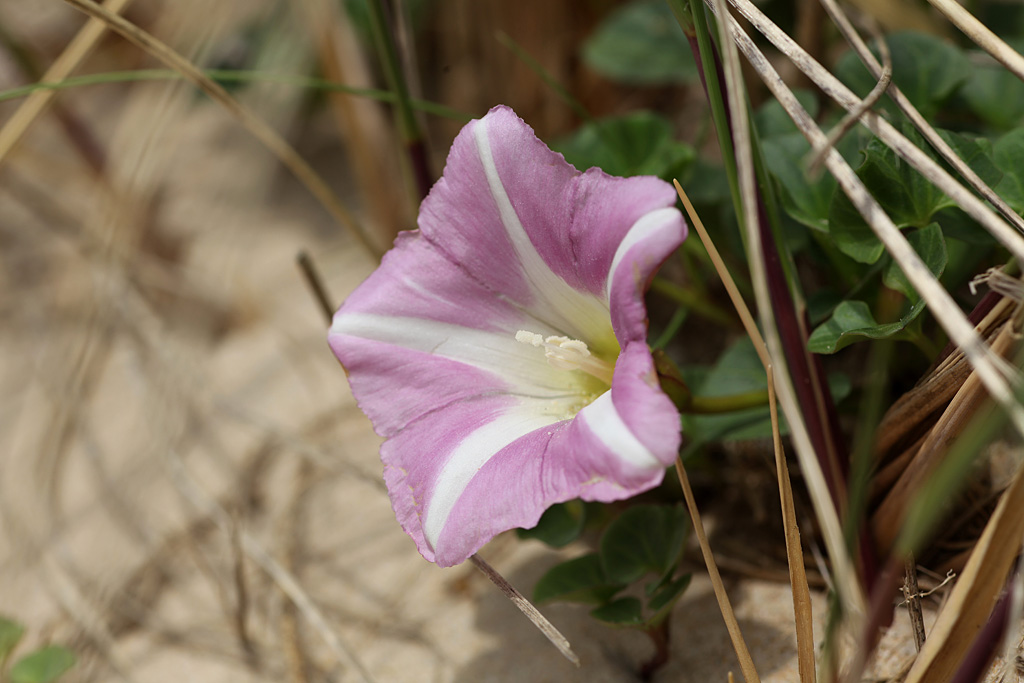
[599,505,689,585]
[554,111,695,180]
[0,616,25,664]
[960,39,1024,131]
[590,597,645,626]
[993,128,1024,213]
[582,0,698,85]
[835,32,971,120]
[882,223,947,301]
[10,646,76,683]
[807,300,926,354]
[517,500,587,548]
[533,554,623,605]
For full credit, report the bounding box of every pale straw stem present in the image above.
[817,0,1024,236]
[718,0,1024,263]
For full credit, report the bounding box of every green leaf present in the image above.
[993,127,1024,213]
[935,130,1003,188]
[828,132,948,263]
[807,299,926,354]
[554,111,695,180]
[647,573,692,613]
[582,0,698,85]
[683,338,771,441]
[762,133,835,232]
[0,616,25,665]
[590,597,645,626]
[754,89,819,139]
[517,500,587,548]
[882,223,948,300]
[10,647,76,683]
[931,207,996,246]
[960,39,1024,130]
[533,554,623,605]
[835,32,971,120]
[599,505,689,584]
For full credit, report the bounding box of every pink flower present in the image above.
[329,106,687,566]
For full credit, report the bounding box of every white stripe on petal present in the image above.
[423,409,559,550]
[579,391,661,470]
[333,312,589,396]
[473,118,612,343]
[606,207,682,302]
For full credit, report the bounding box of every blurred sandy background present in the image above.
[0,1,948,681]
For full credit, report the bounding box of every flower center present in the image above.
[515,330,615,385]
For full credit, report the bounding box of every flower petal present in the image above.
[330,232,589,435]
[388,345,680,568]
[607,206,688,342]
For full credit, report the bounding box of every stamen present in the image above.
[515,330,615,385]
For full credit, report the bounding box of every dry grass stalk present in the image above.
[709,0,1024,479]
[807,17,891,176]
[925,0,1024,82]
[817,0,1024,236]
[709,0,866,624]
[872,321,1018,553]
[675,184,813,682]
[904,457,1024,683]
[674,458,762,683]
[721,0,1024,263]
[162,448,378,683]
[468,554,580,667]
[296,0,408,249]
[0,0,134,168]
[60,0,379,258]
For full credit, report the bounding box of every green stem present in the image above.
[685,390,771,414]
[496,31,592,124]
[0,68,471,120]
[650,277,737,328]
[365,0,432,201]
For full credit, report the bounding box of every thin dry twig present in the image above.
[0,0,133,168]
[674,458,761,683]
[925,0,1024,82]
[817,0,1024,236]
[709,0,1024,472]
[903,556,926,652]
[711,0,864,628]
[60,0,379,258]
[163,449,378,683]
[720,0,1024,263]
[675,182,815,682]
[806,18,891,175]
[905,460,1024,683]
[468,554,580,667]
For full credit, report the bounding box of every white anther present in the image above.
[515,330,545,346]
[515,329,613,384]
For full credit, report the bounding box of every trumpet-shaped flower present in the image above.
[329,106,687,567]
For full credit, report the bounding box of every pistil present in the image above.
[515,330,615,385]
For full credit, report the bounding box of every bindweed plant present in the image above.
[0,616,75,683]
[12,0,1024,680]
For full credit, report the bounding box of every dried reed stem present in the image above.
[468,554,580,667]
[709,0,865,621]
[674,458,761,683]
[675,182,815,682]
[720,0,1024,263]
[164,451,378,683]
[710,0,1024,480]
[817,0,1024,236]
[905,459,1024,683]
[60,0,379,258]
[807,19,890,175]
[926,0,1024,82]
[0,0,133,168]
